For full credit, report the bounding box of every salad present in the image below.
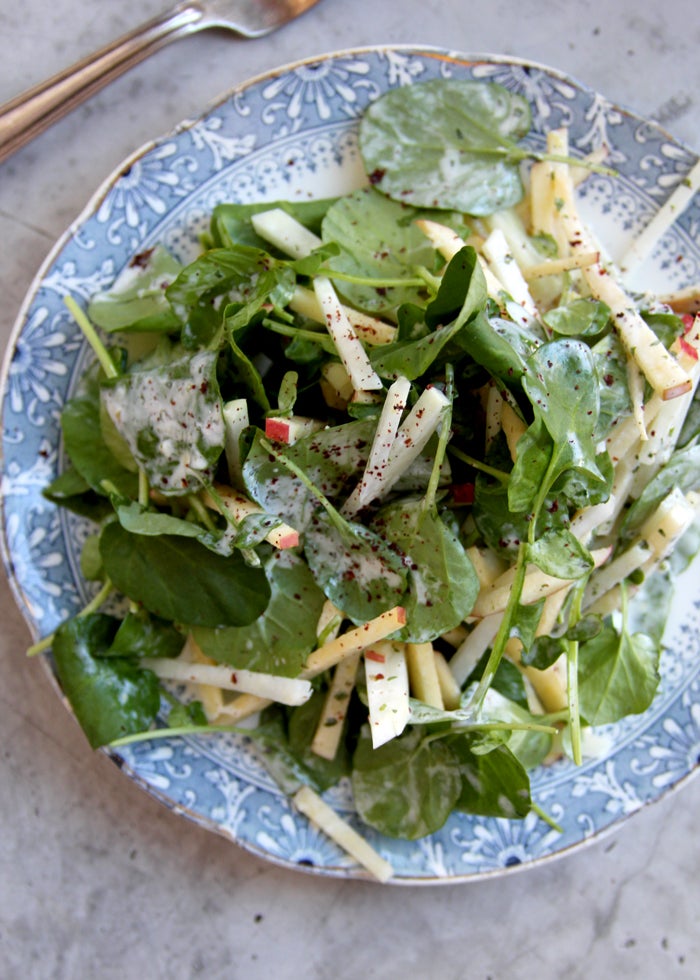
[35,78,700,881]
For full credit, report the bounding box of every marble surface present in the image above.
[1,1,699,977]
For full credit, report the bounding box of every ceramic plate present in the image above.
[2,46,699,883]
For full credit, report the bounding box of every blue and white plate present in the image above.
[2,46,699,883]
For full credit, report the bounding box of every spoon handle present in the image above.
[0,4,202,165]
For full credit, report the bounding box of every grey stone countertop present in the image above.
[1,1,698,977]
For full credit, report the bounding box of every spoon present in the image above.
[0,0,323,165]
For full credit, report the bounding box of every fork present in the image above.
[0,0,322,165]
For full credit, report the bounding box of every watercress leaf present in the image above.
[167,700,207,727]
[473,471,529,559]
[105,610,184,660]
[521,634,566,670]
[304,511,408,624]
[112,499,227,552]
[453,313,538,385]
[101,349,225,495]
[507,415,553,513]
[590,332,632,439]
[165,246,289,321]
[209,198,336,250]
[359,79,531,216]
[43,467,114,522]
[450,733,532,818]
[523,339,610,497]
[222,319,271,412]
[642,309,684,348]
[464,648,531,708]
[87,246,183,333]
[478,688,553,769]
[243,421,375,530]
[320,187,436,315]
[507,598,546,654]
[246,706,317,796]
[425,246,488,331]
[99,521,270,628]
[543,297,611,338]
[373,497,479,642]
[578,622,660,726]
[61,397,139,499]
[52,614,160,748]
[193,550,326,677]
[351,725,462,839]
[527,528,595,580]
[369,247,489,381]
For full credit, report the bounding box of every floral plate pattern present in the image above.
[1,46,699,883]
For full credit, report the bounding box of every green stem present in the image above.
[565,580,587,766]
[138,468,150,508]
[109,721,252,748]
[26,578,114,657]
[530,801,564,833]
[447,445,510,483]
[323,269,427,289]
[262,319,336,354]
[64,296,119,379]
[259,436,353,540]
[469,541,529,711]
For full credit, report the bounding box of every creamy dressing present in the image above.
[102,350,225,492]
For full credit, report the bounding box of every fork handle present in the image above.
[0,3,204,166]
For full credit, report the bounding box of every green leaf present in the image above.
[303,511,408,624]
[320,187,436,315]
[209,198,336,249]
[52,614,160,748]
[369,246,488,380]
[105,611,184,660]
[351,726,462,839]
[527,528,595,580]
[242,421,375,529]
[100,349,225,495]
[543,297,611,338]
[451,734,532,818]
[287,691,352,790]
[99,522,270,628]
[359,79,531,215]
[61,397,139,499]
[454,312,538,386]
[87,245,183,333]
[578,622,660,726]
[373,498,479,642]
[193,550,326,677]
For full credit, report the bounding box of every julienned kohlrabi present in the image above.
[36,77,700,880]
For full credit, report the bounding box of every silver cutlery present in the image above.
[0,0,322,165]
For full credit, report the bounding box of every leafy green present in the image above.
[352,726,462,839]
[321,187,436,315]
[99,522,270,628]
[193,550,326,677]
[359,79,532,215]
[373,497,479,642]
[52,614,160,748]
[578,621,660,725]
[451,735,532,818]
[87,246,183,333]
[100,349,225,495]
